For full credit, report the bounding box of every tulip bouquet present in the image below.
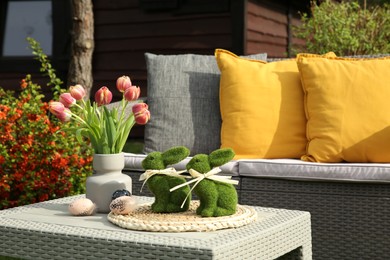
[49,76,150,154]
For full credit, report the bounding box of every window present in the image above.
[0,0,71,72]
[3,1,52,56]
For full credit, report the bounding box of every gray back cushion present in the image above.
[144,52,267,155]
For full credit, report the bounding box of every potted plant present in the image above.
[49,76,150,212]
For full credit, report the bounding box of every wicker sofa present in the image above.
[123,52,390,260]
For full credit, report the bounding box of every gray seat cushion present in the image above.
[143,52,267,155]
[124,154,390,183]
[238,159,390,183]
[124,153,239,176]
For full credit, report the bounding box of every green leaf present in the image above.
[117,114,135,153]
[102,106,117,153]
[75,128,86,144]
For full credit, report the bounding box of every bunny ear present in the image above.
[209,148,235,168]
[162,146,190,166]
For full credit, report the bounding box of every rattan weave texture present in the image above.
[0,195,312,260]
[127,169,390,260]
[240,177,390,260]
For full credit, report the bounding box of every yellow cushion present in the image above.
[298,55,390,163]
[216,49,311,159]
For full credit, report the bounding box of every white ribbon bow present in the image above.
[139,167,188,192]
[169,167,239,208]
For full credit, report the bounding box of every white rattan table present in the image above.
[0,195,312,260]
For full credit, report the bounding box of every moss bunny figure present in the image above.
[140,146,191,213]
[185,148,238,217]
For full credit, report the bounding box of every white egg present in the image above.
[68,198,96,216]
[109,196,137,215]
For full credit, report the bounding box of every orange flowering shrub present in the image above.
[0,76,92,209]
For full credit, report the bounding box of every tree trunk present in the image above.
[68,0,94,99]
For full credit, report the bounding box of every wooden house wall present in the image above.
[93,0,233,101]
[92,0,234,137]
[0,0,309,139]
[92,0,308,103]
[0,0,308,97]
[245,0,306,57]
[0,70,54,103]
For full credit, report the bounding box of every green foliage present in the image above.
[293,0,390,55]
[122,139,144,153]
[0,39,93,210]
[27,37,64,99]
[0,256,21,260]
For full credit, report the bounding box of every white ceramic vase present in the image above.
[86,153,132,213]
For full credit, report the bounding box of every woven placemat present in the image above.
[107,200,258,232]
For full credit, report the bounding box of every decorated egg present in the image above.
[68,198,96,216]
[112,189,132,200]
[109,196,137,215]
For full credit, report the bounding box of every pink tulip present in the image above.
[132,103,150,125]
[59,93,76,108]
[49,101,65,117]
[57,108,72,122]
[116,76,132,93]
[135,109,150,125]
[69,84,86,100]
[95,86,112,106]
[124,86,140,101]
[132,103,148,114]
